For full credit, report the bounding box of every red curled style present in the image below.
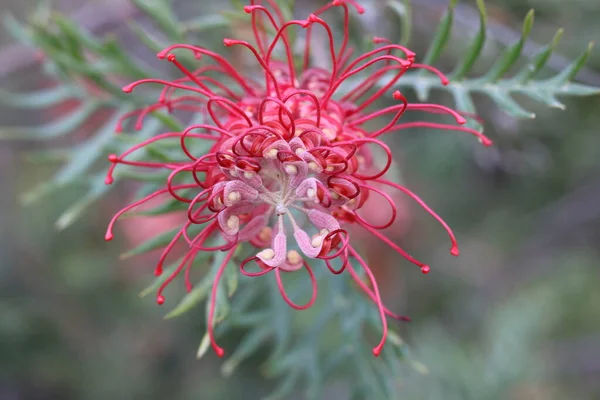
[240,256,275,277]
[337,138,392,180]
[275,261,317,310]
[351,184,397,230]
[319,229,350,261]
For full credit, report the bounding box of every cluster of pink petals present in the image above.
[105,0,492,357]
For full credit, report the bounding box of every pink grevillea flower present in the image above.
[105,0,492,358]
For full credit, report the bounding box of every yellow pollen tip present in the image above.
[227,191,241,203]
[258,248,275,260]
[226,215,239,230]
[258,227,272,242]
[265,148,278,159]
[286,250,302,265]
[284,165,298,175]
[311,235,324,248]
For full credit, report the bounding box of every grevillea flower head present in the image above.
[105,0,492,357]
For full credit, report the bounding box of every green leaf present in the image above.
[150,111,185,132]
[213,279,231,323]
[0,85,77,108]
[353,8,599,124]
[55,175,111,230]
[554,81,600,96]
[485,88,535,119]
[132,0,184,42]
[3,13,33,44]
[0,101,101,140]
[451,0,487,80]
[165,275,213,319]
[128,21,168,53]
[139,259,183,298]
[182,14,229,33]
[519,89,565,110]
[263,372,299,400]
[221,327,271,376]
[131,198,187,217]
[229,0,245,11]
[198,289,231,359]
[25,148,72,163]
[53,110,123,184]
[51,14,87,61]
[111,169,171,183]
[419,0,457,67]
[483,9,534,82]
[52,13,101,50]
[550,41,595,84]
[120,227,179,260]
[144,145,175,163]
[102,36,154,79]
[195,332,211,360]
[450,85,480,129]
[223,261,239,297]
[21,181,58,206]
[516,28,563,82]
[166,247,236,319]
[228,311,269,327]
[387,0,412,46]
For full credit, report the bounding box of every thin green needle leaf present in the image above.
[420,0,457,66]
[452,0,487,80]
[182,14,229,33]
[0,101,100,140]
[552,41,595,84]
[132,0,184,42]
[483,10,535,83]
[3,13,33,44]
[516,28,563,82]
[387,0,412,46]
[165,277,213,319]
[128,21,168,53]
[486,90,535,119]
[120,227,180,260]
[221,328,271,376]
[195,332,211,360]
[139,260,182,298]
[0,85,77,108]
[55,175,111,230]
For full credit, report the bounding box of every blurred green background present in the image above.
[1,0,599,399]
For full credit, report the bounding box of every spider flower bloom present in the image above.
[105,0,492,357]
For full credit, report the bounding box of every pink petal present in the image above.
[288,137,307,153]
[295,177,318,198]
[284,160,308,188]
[264,139,292,157]
[224,180,259,206]
[217,203,253,236]
[294,228,322,258]
[257,231,287,267]
[235,167,264,189]
[238,215,267,241]
[308,209,340,231]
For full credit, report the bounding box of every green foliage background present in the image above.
[0,0,599,399]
